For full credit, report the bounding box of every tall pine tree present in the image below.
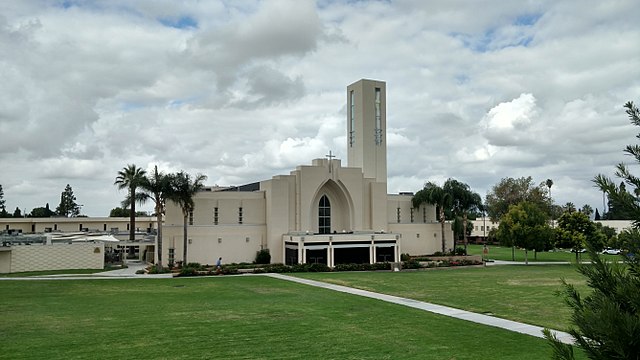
[0,184,8,218]
[56,184,81,217]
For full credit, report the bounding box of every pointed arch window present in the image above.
[319,195,331,234]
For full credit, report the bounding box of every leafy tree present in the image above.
[594,101,640,225]
[109,207,130,217]
[593,223,617,248]
[496,202,552,263]
[114,164,147,241]
[443,178,482,255]
[139,165,173,269]
[615,228,640,252]
[412,181,452,253]
[556,211,605,260]
[12,207,22,218]
[544,240,640,359]
[30,203,55,217]
[594,208,601,220]
[485,176,552,221]
[168,171,207,265]
[56,184,81,217]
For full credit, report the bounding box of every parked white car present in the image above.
[602,248,621,255]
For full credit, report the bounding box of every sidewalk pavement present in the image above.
[487,260,571,266]
[0,260,173,280]
[263,273,575,345]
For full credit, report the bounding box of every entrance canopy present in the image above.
[283,232,400,266]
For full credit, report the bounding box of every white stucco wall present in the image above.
[5,243,104,273]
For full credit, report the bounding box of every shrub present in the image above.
[179,266,198,276]
[255,249,271,264]
[402,260,421,269]
[185,262,205,270]
[454,246,466,256]
[261,264,291,273]
[291,263,309,272]
[147,265,171,274]
[372,262,391,271]
[220,267,239,275]
[400,253,412,261]
[308,263,330,272]
[135,269,145,274]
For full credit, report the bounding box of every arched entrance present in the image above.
[311,180,353,234]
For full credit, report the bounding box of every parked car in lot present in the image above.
[602,248,621,255]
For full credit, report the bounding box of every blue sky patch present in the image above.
[159,16,198,29]
[514,13,542,26]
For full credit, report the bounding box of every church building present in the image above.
[163,79,453,266]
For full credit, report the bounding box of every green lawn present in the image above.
[296,265,587,331]
[0,276,584,359]
[466,244,619,262]
[0,268,108,277]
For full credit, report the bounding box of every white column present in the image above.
[298,243,304,264]
[370,241,375,264]
[330,245,335,267]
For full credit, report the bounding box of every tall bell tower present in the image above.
[347,79,387,184]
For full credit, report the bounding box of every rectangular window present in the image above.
[238,207,243,224]
[349,90,355,147]
[213,207,218,225]
[410,208,414,223]
[423,207,427,223]
[397,207,401,223]
[189,211,193,225]
[375,87,382,145]
[54,224,57,231]
[103,224,107,231]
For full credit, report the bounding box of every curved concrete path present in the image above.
[263,273,575,345]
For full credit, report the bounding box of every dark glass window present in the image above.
[319,195,331,234]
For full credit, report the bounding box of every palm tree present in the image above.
[444,179,482,255]
[545,179,553,198]
[139,165,172,268]
[168,171,207,265]
[546,179,554,227]
[114,164,147,241]
[581,204,594,218]
[412,181,452,253]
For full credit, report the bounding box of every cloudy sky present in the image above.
[1,0,639,217]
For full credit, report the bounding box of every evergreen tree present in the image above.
[0,184,10,218]
[547,101,640,358]
[56,184,81,217]
[12,207,22,218]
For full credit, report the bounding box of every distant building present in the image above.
[467,217,634,244]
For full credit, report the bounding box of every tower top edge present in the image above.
[347,79,386,87]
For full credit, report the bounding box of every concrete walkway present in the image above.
[488,260,571,266]
[263,273,575,345]
[0,260,173,280]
